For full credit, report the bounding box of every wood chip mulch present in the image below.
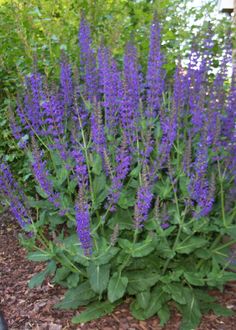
[1,210,236,330]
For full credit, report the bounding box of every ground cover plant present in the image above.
[1,13,236,330]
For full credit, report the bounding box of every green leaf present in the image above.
[108,272,128,303]
[72,301,116,324]
[87,263,110,294]
[137,286,169,319]
[55,281,96,309]
[184,272,205,286]
[94,247,120,266]
[29,271,47,289]
[178,288,202,330]
[131,239,155,258]
[53,267,71,283]
[108,208,133,230]
[27,250,52,262]
[35,185,49,198]
[211,303,234,316]
[158,305,171,326]
[67,273,80,288]
[125,270,160,293]
[163,283,186,304]
[28,260,56,288]
[92,154,103,175]
[176,237,208,254]
[118,189,135,209]
[136,290,150,309]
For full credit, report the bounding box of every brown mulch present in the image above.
[1,211,236,330]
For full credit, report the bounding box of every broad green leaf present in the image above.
[28,271,46,289]
[108,208,133,230]
[72,301,116,324]
[53,267,71,283]
[108,272,128,303]
[138,286,170,319]
[28,260,56,288]
[27,250,52,262]
[163,283,186,304]
[87,263,110,294]
[94,247,120,266]
[55,281,96,309]
[136,290,150,309]
[92,154,103,175]
[184,272,205,286]
[118,189,135,209]
[178,288,202,330]
[131,238,156,258]
[158,305,171,326]
[125,270,160,293]
[67,273,80,288]
[176,237,208,254]
[35,185,49,198]
[211,303,234,316]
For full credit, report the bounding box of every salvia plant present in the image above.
[1,14,236,329]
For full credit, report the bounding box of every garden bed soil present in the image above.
[1,210,236,330]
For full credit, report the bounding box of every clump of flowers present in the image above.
[1,14,236,329]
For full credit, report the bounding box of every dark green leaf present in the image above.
[158,305,171,326]
[136,290,150,309]
[92,154,103,175]
[176,237,208,254]
[27,250,52,262]
[67,273,80,288]
[72,301,116,324]
[108,272,128,303]
[184,272,205,286]
[87,263,110,294]
[55,281,96,309]
[125,270,160,293]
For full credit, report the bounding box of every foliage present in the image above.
[1,9,236,330]
[0,0,232,179]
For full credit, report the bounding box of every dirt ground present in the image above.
[1,211,236,330]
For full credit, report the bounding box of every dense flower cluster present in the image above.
[0,15,235,256]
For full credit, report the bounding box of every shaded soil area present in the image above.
[1,211,236,330]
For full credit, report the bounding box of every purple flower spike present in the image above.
[79,14,98,102]
[0,163,31,229]
[134,185,153,229]
[146,14,165,118]
[75,189,92,255]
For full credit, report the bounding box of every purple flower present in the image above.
[98,45,121,133]
[78,14,98,102]
[124,41,140,116]
[60,52,73,108]
[71,148,88,188]
[31,141,60,208]
[108,135,131,209]
[91,103,106,158]
[134,184,153,229]
[0,163,31,229]
[75,188,92,255]
[146,14,165,118]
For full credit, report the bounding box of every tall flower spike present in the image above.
[108,134,131,210]
[31,139,60,208]
[124,41,140,117]
[98,45,121,133]
[0,163,31,229]
[60,51,73,108]
[134,169,153,229]
[75,188,92,255]
[146,13,165,118]
[78,14,98,102]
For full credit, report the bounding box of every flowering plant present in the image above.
[1,14,236,329]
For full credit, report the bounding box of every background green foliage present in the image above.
[0,0,232,174]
